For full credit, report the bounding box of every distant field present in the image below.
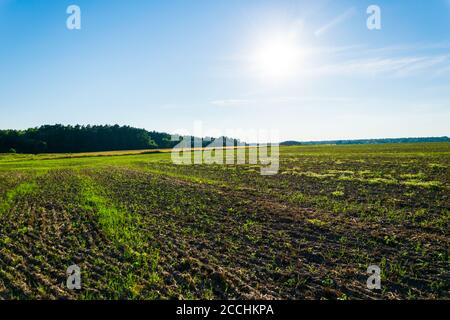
[0,143,448,299]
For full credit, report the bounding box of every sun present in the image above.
[252,34,302,80]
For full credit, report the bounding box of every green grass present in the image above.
[0,181,38,215]
[78,174,161,298]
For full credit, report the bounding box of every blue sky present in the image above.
[1,0,449,141]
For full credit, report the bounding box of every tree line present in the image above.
[280,137,450,146]
[0,124,179,154]
[0,124,243,154]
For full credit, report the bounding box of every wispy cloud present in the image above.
[314,7,357,37]
[359,41,450,56]
[394,55,449,77]
[304,41,450,59]
[315,55,450,78]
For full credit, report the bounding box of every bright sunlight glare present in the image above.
[252,34,303,80]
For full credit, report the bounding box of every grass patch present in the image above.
[78,175,161,298]
[401,180,442,188]
[0,181,38,214]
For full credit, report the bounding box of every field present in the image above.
[0,143,448,300]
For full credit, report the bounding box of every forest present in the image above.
[0,124,242,154]
[0,125,174,153]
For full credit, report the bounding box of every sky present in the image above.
[0,0,449,141]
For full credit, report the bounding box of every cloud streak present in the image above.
[314,55,450,78]
[314,7,357,37]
